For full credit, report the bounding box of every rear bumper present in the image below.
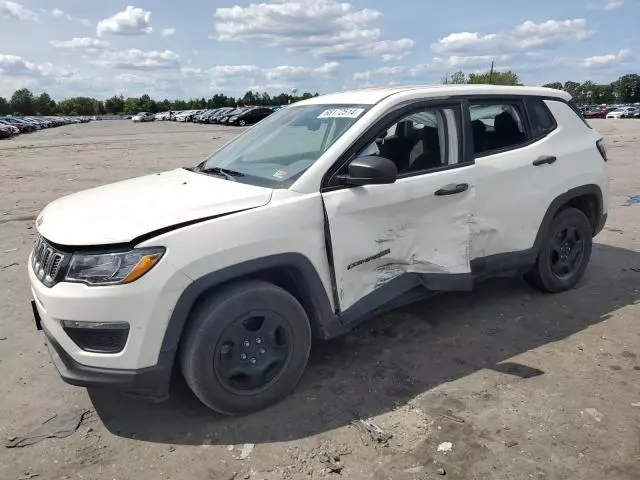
[44,329,173,401]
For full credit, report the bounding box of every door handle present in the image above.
[532,155,557,166]
[435,183,469,196]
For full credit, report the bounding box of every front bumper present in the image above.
[44,329,172,401]
[28,250,191,371]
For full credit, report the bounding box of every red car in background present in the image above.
[584,107,617,119]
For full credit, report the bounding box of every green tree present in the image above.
[36,92,57,115]
[0,96,9,115]
[57,97,100,116]
[10,88,36,115]
[442,71,467,84]
[614,74,640,103]
[591,84,616,104]
[138,94,153,112]
[467,70,519,85]
[157,99,172,111]
[562,81,582,100]
[172,99,188,110]
[104,95,125,114]
[123,97,142,115]
[542,82,563,90]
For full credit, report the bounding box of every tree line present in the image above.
[0,89,320,117]
[442,70,640,104]
[2,72,638,117]
[541,73,640,104]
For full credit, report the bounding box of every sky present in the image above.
[0,0,638,100]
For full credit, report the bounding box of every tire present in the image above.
[239,119,246,126]
[180,280,312,415]
[524,208,593,293]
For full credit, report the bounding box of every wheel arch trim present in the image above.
[159,253,336,360]
[533,184,605,250]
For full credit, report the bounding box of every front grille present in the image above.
[31,236,68,287]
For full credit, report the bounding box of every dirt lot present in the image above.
[0,119,639,480]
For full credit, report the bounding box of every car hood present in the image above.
[37,168,273,246]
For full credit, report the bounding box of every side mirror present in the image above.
[337,155,397,186]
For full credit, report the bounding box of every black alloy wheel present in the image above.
[180,280,312,415]
[524,208,593,293]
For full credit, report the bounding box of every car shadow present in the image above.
[89,242,640,445]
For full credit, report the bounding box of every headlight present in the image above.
[65,247,164,286]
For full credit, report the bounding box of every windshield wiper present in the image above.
[199,166,245,181]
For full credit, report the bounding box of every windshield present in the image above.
[198,104,369,188]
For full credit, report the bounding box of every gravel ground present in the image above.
[0,119,638,480]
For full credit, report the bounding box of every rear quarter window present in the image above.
[526,98,557,139]
[566,99,592,129]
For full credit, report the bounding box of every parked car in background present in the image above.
[584,108,607,119]
[207,108,235,124]
[132,112,156,122]
[1,117,35,132]
[175,110,204,122]
[0,119,21,135]
[0,123,18,138]
[155,112,171,121]
[228,107,273,126]
[606,106,638,119]
[218,107,248,124]
[193,110,215,123]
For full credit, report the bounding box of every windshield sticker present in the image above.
[318,108,365,119]
[273,169,288,179]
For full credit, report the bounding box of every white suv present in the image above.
[29,85,608,415]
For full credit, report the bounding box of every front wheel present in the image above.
[239,119,246,126]
[524,208,593,293]
[180,280,312,415]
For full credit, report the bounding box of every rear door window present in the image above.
[469,101,529,156]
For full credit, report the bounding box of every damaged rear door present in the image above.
[322,102,475,312]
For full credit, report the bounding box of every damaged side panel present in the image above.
[322,165,474,311]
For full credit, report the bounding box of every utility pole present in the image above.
[489,60,494,84]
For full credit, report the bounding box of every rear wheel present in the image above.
[239,119,246,126]
[180,280,312,415]
[524,208,593,293]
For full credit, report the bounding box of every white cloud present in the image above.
[432,32,501,54]
[435,54,514,70]
[213,0,414,61]
[93,49,180,70]
[512,19,593,48]
[51,8,89,25]
[432,19,594,54]
[246,83,295,92]
[209,65,260,77]
[50,37,110,50]
[0,54,39,75]
[588,0,625,10]
[97,6,152,37]
[352,64,430,82]
[0,54,73,79]
[263,61,339,80]
[582,48,630,67]
[0,1,38,21]
[161,27,176,37]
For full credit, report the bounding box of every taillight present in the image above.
[596,139,607,162]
